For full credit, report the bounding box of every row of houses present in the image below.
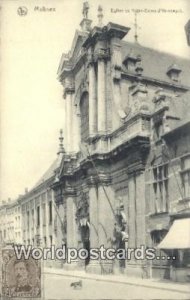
[0,199,22,245]
[1,7,190,282]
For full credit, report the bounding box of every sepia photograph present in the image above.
[0,0,190,299]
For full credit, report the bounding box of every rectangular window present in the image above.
[37,206,40,227]
[152,163,169,213]
[49,235,52,246]
[49,201,52,225]
[181,155,190,198]
[27,211,30,231]
[153,113,164,141]
[32,209,34,228]
[42,203,46,225]
[126,60,136,71]
[151,230,168,266]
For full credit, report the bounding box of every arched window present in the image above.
[80,92,89,142]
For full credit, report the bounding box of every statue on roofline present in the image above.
[82,1,89,19]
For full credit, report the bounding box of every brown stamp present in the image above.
[2,247,41,298]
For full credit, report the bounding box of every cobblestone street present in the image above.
[42,270,190,300]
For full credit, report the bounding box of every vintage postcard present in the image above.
[0,0,190,299]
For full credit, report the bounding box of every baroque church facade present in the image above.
[52,10,190,279]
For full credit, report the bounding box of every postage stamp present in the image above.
[2,247,41,298]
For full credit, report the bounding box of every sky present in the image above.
[0,0,189,202]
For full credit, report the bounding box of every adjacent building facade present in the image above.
[0,199,22,245]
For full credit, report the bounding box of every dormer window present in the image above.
[135,59,143,76]
[123,51,138,71]
[166,64,182,82]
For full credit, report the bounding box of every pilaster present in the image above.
[72,98,81,152]
[128,171,146,249]
[66,192,78,249]
[88,177,99,248]
[97,182,115,248]
[63,75,75,153]
[88,53,97,137]
[110,37,123,129]
[66,93,73,152]
[97,57,106,133]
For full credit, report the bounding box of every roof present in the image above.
[32,155,62,189]
[121,41,190,87]
[162,120,190,139]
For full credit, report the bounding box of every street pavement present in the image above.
[43,268,190,300]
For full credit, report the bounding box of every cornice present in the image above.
[121,71,190,92]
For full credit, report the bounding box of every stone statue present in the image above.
[82,1,89,19]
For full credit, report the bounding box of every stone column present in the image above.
[127,171,146,277]
[88,182,99,248]
[65,193,79,270]
[56,203,64,247]
[86,180,100,273]
[63,98,67,152]
[89,61,97,136]
[65,93,73,153]
[64,76,75,153]
[110,37,122,130]
[97,181,115,273]
[97,58,106,133]
[135,172,146,247]
[128,174,137,249]
[112,81,121,129]
[98,183,115,247]
[66,196,77,248]
[72,99,81,152]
